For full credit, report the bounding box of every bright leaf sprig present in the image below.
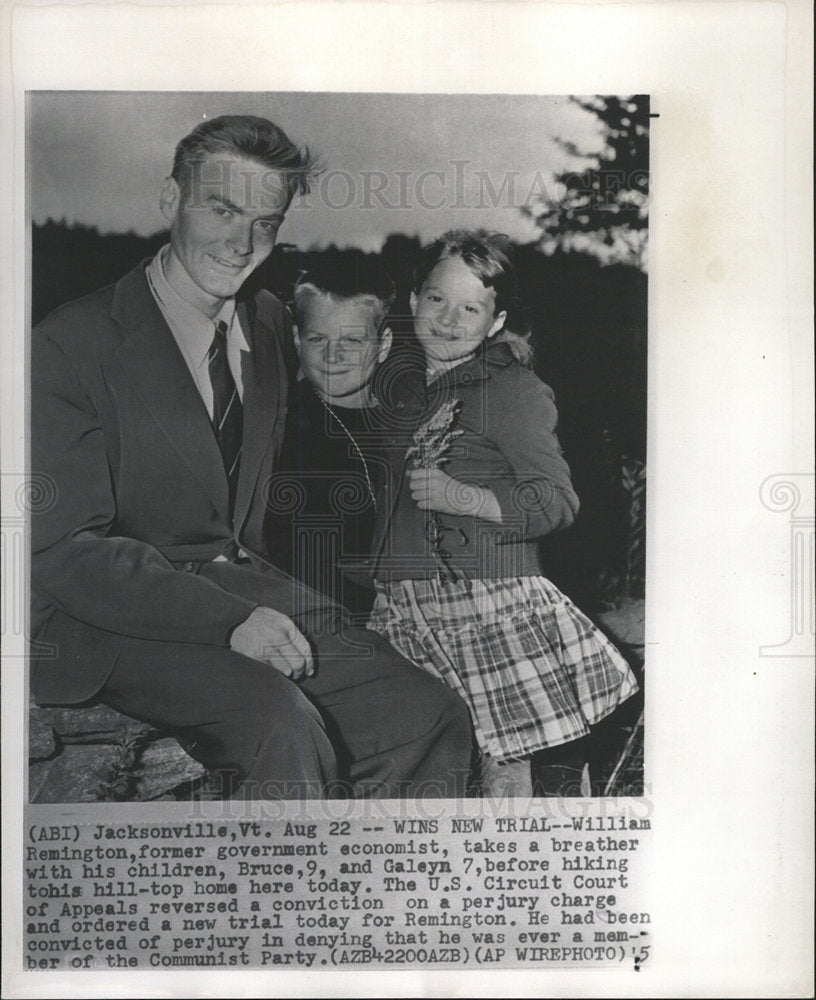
[405,399,464,584]
[405,398,463,470]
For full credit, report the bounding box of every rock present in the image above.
[29,700,205,803]
[30,744,124,803]
[29,713,58,761]
[134,737,209,801]
[54,703,143,742]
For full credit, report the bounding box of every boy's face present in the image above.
[296,294,392,408]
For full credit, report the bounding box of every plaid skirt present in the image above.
[367,576,639,761]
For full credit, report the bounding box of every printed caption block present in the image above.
[23,800,652,972]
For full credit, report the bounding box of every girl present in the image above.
[367,230,638,797]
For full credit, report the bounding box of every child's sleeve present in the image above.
[483,369,580,539]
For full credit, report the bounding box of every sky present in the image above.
[28,91,604,252]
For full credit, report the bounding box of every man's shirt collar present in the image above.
[146,245,250,412]
[146,246,248,367]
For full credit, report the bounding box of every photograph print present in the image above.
[27,91,648,804]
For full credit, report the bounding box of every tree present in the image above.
[524,96,650,270]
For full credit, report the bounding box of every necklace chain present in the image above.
[316,395,378,512]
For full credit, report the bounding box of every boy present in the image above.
[264,257,394,618]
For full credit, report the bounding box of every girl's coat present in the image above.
[371,340,580,582]
[368,338,638,761]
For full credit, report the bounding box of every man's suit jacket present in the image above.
[31,259,322,705]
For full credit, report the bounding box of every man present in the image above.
[31,115,470,799]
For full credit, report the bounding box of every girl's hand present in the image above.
[407,468,502,523]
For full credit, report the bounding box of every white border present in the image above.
[3,2,813,997]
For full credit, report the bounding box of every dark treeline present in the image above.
[32,220,646,604]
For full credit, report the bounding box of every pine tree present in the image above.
[524,95,650,270]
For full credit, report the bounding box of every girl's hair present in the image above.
[411,229,533,366]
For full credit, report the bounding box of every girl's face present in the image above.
[410,256,507,372]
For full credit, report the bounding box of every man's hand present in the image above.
[407,468,502,523]
[230,607,314,680]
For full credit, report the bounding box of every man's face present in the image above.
[296,294,392,409]
[160,153,290,316]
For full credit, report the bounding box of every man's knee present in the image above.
[379,654,470,746]
[183,673,332,790]
[435,680,471,732]
[418,674,471,739]
[232,677,327,751]
[360,631,468,730]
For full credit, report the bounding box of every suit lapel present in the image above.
[111,263,231,521]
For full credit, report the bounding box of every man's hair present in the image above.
[293,255,396,335]
[171,114,317,202]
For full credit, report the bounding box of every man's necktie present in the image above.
[209,320,243,514]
